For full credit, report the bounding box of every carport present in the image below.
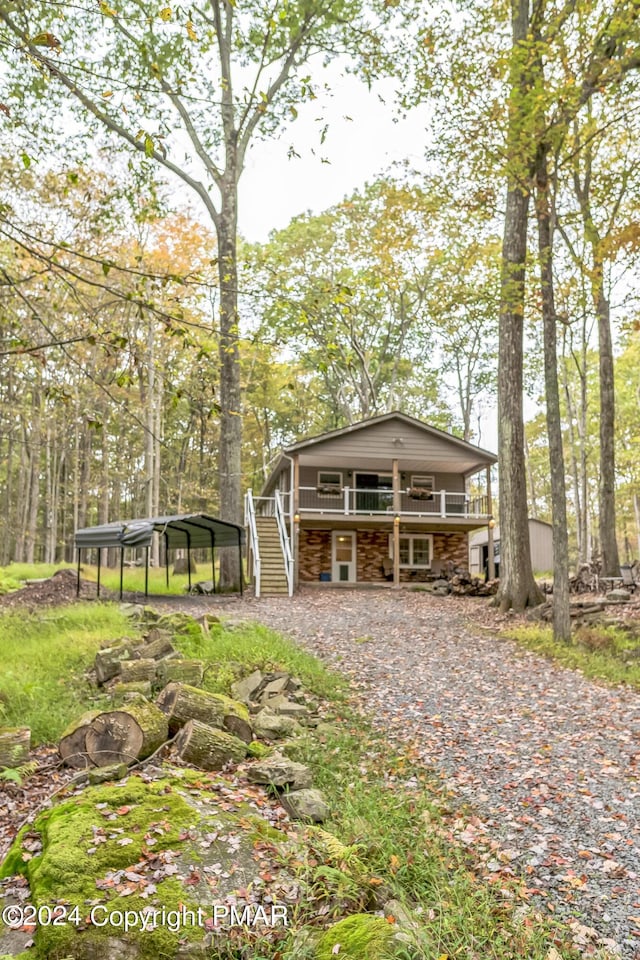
[74,514,245,599]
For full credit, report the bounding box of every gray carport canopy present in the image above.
[74,513,245,598]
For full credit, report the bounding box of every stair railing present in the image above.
[274,489,294,597]
[244,490,261,598]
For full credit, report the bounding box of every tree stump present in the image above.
[0,727,31,769]
[118,659,158,684]
[156,659,204,687]
[59,711,102,768]
[95,642,134,685]
[85,698,168,766]
[173,556,197,575]
[156,683,253,741]
[174,719,247,770]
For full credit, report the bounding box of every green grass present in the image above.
[0,561,249,597]
[83,563,194,596]
[0,603,136,744]
[173,617,344,702]
[0,562,74,596]
[503,623,640,688]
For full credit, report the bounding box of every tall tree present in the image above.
[0,0,379,582]
[496,0,542,611]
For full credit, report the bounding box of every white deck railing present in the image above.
[274,489,294,597]
[297,486,489,519]
[244,490,261,598]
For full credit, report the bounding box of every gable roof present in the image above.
[262,412,496,494]
[284,411,497,463]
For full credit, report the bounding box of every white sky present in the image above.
[238,70,432,243]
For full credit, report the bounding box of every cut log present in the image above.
[131,636,175,661]
[94,642,134,685]
[108,681,153,698]
[85,698,169,767]
[174,719,247,770]
[143,627,174,645]
[0,727,31,769]
[118,659,158,684]
[156,659,204,687]
[156,683,253,741]
[59,711,101,769]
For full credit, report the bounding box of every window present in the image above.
[317,471,343,497]
[407,475,434,500]
[389,534,433,568]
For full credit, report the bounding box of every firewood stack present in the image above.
[57,616,315,774]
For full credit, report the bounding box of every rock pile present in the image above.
[57,608,331,822]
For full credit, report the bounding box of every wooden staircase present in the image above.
[254,516,289,595]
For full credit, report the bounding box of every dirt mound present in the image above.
[0,569,108,609]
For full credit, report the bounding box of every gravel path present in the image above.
[158,589,640,957]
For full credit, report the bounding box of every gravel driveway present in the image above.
[158,588,640,957]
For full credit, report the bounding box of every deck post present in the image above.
[77,549,81,597]
[238,527,243,595]
[144,546,149,597]
[392,459,401,588]
[97,548,101,599]
[186,530,192,592]
[119,547,124,600]
[293,454,300,589]
[164,532,169,587]
[486,467,495,580]
[440,489,446,518]
[210,530,216,593]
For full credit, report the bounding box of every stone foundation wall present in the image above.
[298,529,331,581]
[356,531,389,583]
[297,527,469,583]
[431,531,468,568]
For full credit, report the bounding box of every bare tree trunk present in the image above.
[495,0,543,612]
[523,430,538,519]
[535,147,570,641]
[14,424,29,562]
[152,365,162,567]
[594,269,620,576]
[561,352,582,563]
[218,184,243,589]
[25,389,42,564]
[2,368,15,565]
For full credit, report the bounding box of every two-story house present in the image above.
[244,411,497,595]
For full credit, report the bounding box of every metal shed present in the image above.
[74,514,245,599]
[469,518,553,577]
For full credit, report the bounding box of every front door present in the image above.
[331,531,356,583]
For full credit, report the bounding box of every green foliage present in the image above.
[174,618,343,702]
[316,914,396,960]
[504,624,640,688]
[0,603,136,743]
[246,177,466,429]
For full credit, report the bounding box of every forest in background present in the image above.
[0,0,639,595]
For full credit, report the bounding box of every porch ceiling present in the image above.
[297,452,488,476]
[297,516,489,533]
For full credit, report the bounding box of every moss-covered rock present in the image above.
[0,768,296,960]
[315,914,398,960]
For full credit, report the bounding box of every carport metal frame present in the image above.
[74,514,245,599]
